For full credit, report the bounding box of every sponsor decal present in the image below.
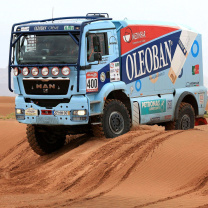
[149,73,159,84]
[109,36,117,45]
[54,111,70,116]
[26,35,37,52]
[34,26,47,31]
[64,26,74,30]
[135,80,142,92]
[178,39,188,57]
[21,27,29,31]
[110,63,114,68]
[167,100,172,110]
[186,82,199,87]
[48,26,59,30]
[123,27,146,44]
[100,56,109,65]
[178,68,183,78]
[86,72,98,92]
[130,86,134,94]
[132,31,146,40]
[122,31,181,85]
[110,62,120,82]
[199,93,204,105]
[33,26,60,31]
[141,99,166,115]
[191,40,199,58]
[165,115,172,120]
[168,31,197,84]
[192,65,199,75]
[123,27,132,43]
[120,25,179,55]
[25,108,38,116]
[150,117,160,122]
[149,71,165,83]
[100,72,106,82]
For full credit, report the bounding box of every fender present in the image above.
[174,91,198,120]
[96,81,127,100]
[91,81,127,114]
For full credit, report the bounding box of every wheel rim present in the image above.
[109,111,124,135]
[181,114,191,130]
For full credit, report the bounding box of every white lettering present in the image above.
[125,40,173,81]
[126,55,134,80]
[132,31,146,40]
[145,47,153,73]
[138,50,145,77]
[152,45,159,71]
[133,52,139,78]
[159,43,166,68]
[164,40,172,62]
[142,100,161,108]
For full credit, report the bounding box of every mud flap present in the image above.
[195,117,207,126]
[132,101,140,127]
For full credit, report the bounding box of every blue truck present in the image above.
[8,13,207,155]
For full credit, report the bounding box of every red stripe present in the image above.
[41,110,52,115]
[120,25,180,55]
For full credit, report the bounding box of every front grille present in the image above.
[25,98,70,108]
[23,79,70,95]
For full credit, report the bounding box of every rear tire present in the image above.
[26,125,66,155]
[165,102,195,130]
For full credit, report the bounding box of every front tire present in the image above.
[102,99,131,138]
[26,125,66,155]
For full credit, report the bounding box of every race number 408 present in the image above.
[86,72,98,92]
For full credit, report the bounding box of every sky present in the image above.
[0,0,208,95]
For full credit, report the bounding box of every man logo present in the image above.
[123,27,132,43]
[36,84,56,89]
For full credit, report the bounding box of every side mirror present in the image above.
[93,36,101,52]
[94,53,102,61]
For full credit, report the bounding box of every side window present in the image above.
[87,33,108,62]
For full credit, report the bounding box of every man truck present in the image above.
[8,13,207,155]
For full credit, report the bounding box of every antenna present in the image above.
[52,7,54,23]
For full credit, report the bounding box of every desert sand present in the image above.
[0,97,208,208]
[0,97,15,116]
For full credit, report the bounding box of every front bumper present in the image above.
[15,95,89,125]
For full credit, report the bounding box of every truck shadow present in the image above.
[47,134,92,159]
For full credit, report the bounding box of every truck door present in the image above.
[85,29,119,93]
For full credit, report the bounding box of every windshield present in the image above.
[15,34,79,64]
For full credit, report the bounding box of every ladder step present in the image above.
[91,122,102,125]
[90,100,101,104]
[90,113,101,116]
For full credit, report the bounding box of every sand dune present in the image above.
[1,124,208,207]
[0,97,208,208]
[0,97,15,116]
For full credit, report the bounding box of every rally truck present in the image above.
[8,13,207,155]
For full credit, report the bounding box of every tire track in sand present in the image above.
[59,130,156,192]
[59,130,183,207]
[131,135,208,208]
[133,171,208,208]
[0,138,26,163]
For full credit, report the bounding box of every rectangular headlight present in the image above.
[73,110,86,116]
[16,109,25,114]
